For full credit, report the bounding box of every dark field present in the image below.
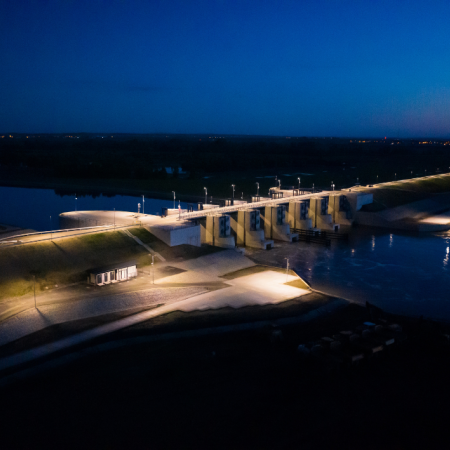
[2,304,450,449]
[1,134,449,201]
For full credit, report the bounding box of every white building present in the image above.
[88,260,137,286]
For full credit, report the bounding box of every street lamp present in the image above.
[331,181,335,191]
[395,173,397,180]
[50,216,52,241]
[278,179,281,189]
[204,187,207,204]
[75,193,77,211]
[312,183,315,193]
[172,191,176,209]
[138,203,141,214]
[256,182,259,196]
[142,195,145,214]
[231,184,235,202]
[298,177,301,189]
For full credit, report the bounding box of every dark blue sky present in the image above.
[1,0,449,137]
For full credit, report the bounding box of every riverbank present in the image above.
[2,300,450,449]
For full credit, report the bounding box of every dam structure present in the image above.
[57,188,372,251]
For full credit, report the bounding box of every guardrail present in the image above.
[0,223,141,247]
[178,191,329,220]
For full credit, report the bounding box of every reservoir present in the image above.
[0,186,188,231]
[1,186,449,321]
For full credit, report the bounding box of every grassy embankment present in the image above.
[0,231,150,301]
[361,173,450,211]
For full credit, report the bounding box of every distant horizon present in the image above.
[1,132,450,141]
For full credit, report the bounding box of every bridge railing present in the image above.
[178,191,331,220]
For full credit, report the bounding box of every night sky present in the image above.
[1,0,449,137]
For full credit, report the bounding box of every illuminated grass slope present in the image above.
[0,231,149,300]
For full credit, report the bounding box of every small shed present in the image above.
[88,260,137,286]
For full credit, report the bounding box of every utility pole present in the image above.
[151,254,155,284]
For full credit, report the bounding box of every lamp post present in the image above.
[172,191,176,209]
[75,193,77,211]
[231,184,235,203]
[285,258,289,282]
[278,179,281,189]
[50,216,52,241]
[298,177,301,189]
[395,173,397,181]
[114,208,115,229]
[204,187,207,205]
[138,203,141,214]
[256,182,259,196]
[33,275,36,309]
[331,181,335,191]
[142,195,145,214]
[150,254,154,284]
[312,183,315,193]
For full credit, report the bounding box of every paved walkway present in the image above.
[0,268,312,373]
[0,297,348,384]
[0,286,207,347]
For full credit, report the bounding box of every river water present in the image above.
[1,186,449,321]
[247,228,450,322]
[0,186,188,231]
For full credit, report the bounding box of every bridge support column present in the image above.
[263,205,299,242]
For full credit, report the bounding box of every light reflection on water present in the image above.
[248,228,450,322]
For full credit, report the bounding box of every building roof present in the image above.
[89,260,137,275]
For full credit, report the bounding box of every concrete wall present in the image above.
[237,209,273,249]
[148,224,201,247]
[201,215,235,248]
[264,205,298,242]
[346,192,373,212]
[328,195,352,226]
[287,201,313,230]
[309,197,339,230]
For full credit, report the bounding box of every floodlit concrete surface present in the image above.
[0,270,310,373]
[175,271,309,311]
[419,211,450,225]
[0,249,311,372]
[156,249,256,283]
[0,287,207,347]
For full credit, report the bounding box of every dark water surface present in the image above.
[0,186,187,231]
[247,228,450,322]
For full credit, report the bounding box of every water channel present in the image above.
[0,186,449,321]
